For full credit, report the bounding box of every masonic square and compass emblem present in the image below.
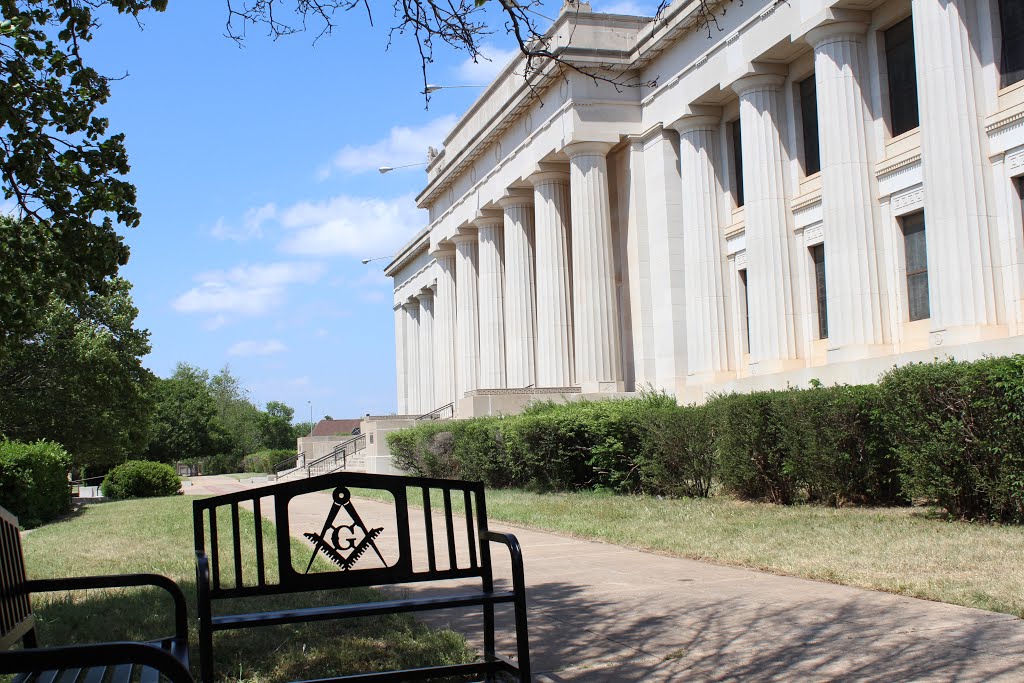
[303,487,386,572]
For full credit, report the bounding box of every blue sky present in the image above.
[83,0,641,422]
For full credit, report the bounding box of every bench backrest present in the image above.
[0,506,35,650]
[193,472,494,599]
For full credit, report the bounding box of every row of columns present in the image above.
[396,143,627,414]
[397,2,999,412]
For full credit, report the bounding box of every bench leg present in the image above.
[513,590,531,683]
[483,601,496,683]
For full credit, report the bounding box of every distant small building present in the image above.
[297,418,362,466]
[310,419,361,437]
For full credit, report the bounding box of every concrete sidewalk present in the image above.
[186,476,1024,681]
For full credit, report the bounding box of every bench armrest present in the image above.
[23,574,189,645]
[0,641,193,683]
[481,531,526,589]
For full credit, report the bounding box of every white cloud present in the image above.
[172,261,325,321]
[277,193,425,257]
[595,0,647,14]
[318,116,456,178]
[210,203,278,241]
[455,44,521,84]
[228,339,288,356]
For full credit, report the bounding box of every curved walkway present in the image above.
[186,476,1024,681]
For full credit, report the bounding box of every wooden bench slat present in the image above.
[210,590,517,631]
[80,667,106,683]
[109,663,132,683]
[33,669,59,683]
[56,667,83,683]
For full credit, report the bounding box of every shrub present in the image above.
[242,449,297,474]
[714,391,798,503]
[201,453,242,475]
[878,356,1024,522]
[0,440,72,527]
[637,400,718,498]
[101,460,182,499]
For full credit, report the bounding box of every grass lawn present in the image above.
[353,487,1024,618]
[21,496,472,682]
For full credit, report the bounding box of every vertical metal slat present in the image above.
[231,503,243,588]
[422,488,436,573]
[443,488,457,570]
[253,497,266,586]
[463,489,478,569]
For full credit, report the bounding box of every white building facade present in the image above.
[386,0,1024,418]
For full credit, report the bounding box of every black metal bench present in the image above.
[0,505,192,683]
[193,472,530,682]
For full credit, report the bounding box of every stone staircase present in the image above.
[273,433,367,482]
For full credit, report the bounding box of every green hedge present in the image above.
[102,460,182,499]
[879,356,1024,522]
[388,356,1024,521]
[242,449,297,474]
[0,440,72,527]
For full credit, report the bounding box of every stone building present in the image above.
[385,0,1024,419]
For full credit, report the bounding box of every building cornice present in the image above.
[384,227,430,277]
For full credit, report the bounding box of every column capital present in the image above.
[472,209,504,230]
[529,170,570,186]
[731,72,786,97]
[404,297,420,309]
[417,286,435,300]
[564,141,614,159]
[805,21,868,48]
[430,244,456,259]
[451,226,478,244]
[497,189,534,209]
[669,114,721,135]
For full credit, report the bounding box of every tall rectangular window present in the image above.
[799,76,821,176]
[884,17,920,136]
[902,211,930,321]
[811,244,828,339]
[739,268,750,353]
[1000,0,1024,87]
[730,120,744,207]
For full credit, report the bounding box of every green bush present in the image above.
[101,460,182,499]
[0,440,72,527]
[200,453,242,475]
[242,449,297,474]
[714,391,797,504]
[878,356,1024,521]
[637,400,718,498]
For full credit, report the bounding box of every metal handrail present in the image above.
[273,452,301,474]
[305,433,367,478]
[416,402,454,421]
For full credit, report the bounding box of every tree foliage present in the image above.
[0,276,154,471]
[0,1,168,339]
[145,363,231,463]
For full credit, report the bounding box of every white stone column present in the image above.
[530,170,575,387]
[499,191,537,388]
[433,248,458,407]
[639,128,688,395]
[670,115,732,380]
[416,287,435,413]
[912,0,1001,338]
[453,230,480,399]
[565,141,624,393]
[732,74,800,370]
[625,140,656,389]
[404,298,421,413]
[807,21,888,357]
[393,304,408,414]
[475,211,507,389]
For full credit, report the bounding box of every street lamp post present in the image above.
[308,401,313,437]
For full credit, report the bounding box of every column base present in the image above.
[579,380,625,393]
[680,371,738,404]
[826,343,893,364]
[929,324,1009,348]
[747,358,804,376]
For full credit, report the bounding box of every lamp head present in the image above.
[378,166,393,174]
[425,84,442,94]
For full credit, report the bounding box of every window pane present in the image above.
[885,17,920,136]
[902,211,929,321]
[1001,0,1024,87]
[739,269,750,352]
[731,121,744,207]
[799,76,821,176]
[812,244,828,339]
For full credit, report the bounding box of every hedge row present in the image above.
[388,356,1024,522]
[102,460,182,499]
[0,440,72,527]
